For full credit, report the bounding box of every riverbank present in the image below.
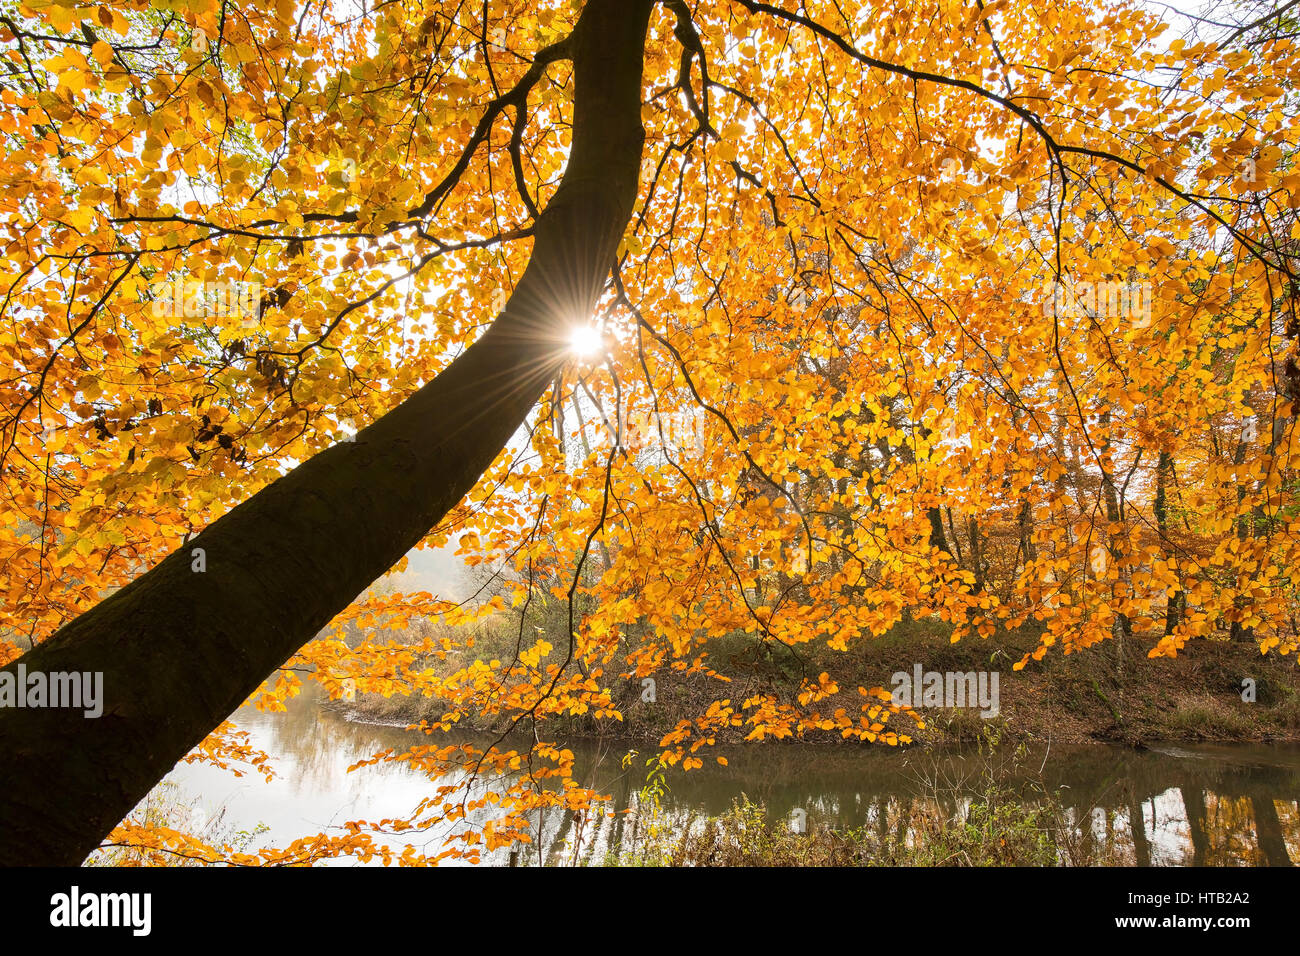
[163,683,1300,866]
[328,620,1300,747]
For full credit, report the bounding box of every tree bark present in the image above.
[1154,449,1185,635]
[927,507,949,557]
[1228,430,1254,642]
[0,0,655,866]
[968,516,984,594]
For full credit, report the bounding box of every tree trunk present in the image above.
[1154,450,1185,635]
[1228,430,1254,642]
[1016,500,1036,567]
[0,0,655,867]
[927,507,950,557]
[945,506,963,565]
[1098,411,1131,652]
[968,516,984,594]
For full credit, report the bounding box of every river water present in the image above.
[152,680,1300,866]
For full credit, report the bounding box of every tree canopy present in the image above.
[0,0,1297,864]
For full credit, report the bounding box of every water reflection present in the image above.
[161,682,1300,866]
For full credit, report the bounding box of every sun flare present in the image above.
[568,324,603,358]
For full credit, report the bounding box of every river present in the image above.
[146,679,1300,866]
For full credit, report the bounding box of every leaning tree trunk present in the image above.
[0,0,655,866]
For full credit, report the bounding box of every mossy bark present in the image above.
[0,0,655,866]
